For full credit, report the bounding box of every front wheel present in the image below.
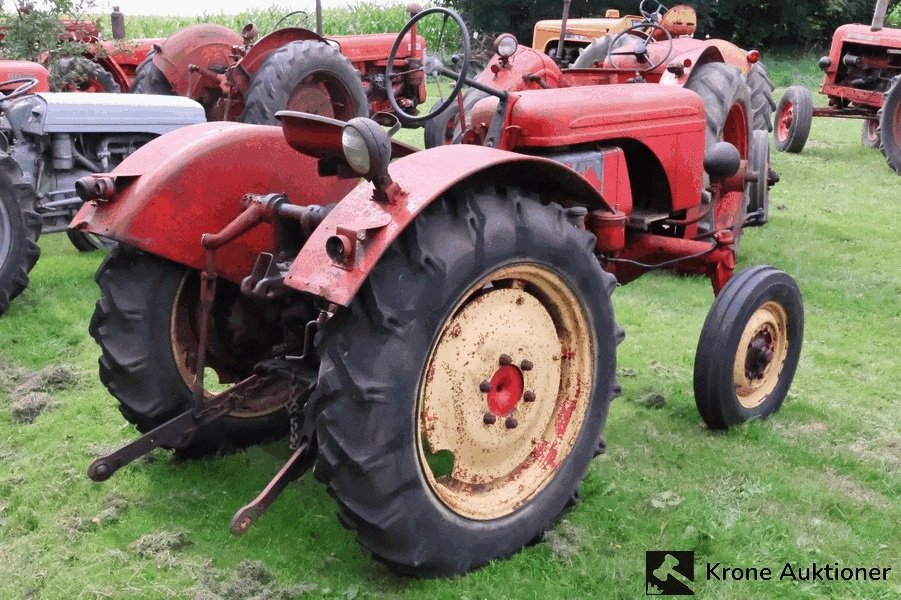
[0,157,41,316]
[312,188,619,576]
[694,266,803,429]
[774,86,812,153]
[90,245,291,453]
[861,119,880,149]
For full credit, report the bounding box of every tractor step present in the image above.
[627,210,670,231]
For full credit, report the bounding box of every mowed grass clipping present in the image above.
[1,65,900,600]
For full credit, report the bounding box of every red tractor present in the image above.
[128,3,426,125]
[775,0,901,173]
[74,8,803,577]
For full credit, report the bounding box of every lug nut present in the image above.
[520,359,533,371]
[505,416,518,429]
[523,390,536,402]
[483,412,497,425]
[499,354,512,366]
[479,379,491,393]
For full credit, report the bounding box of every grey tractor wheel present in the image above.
[861,118,880,149]
[129,50,174,95]
[774,86,813,153]
[877,76,901,174]
[694,266,803,429]
[312,186,620,576]
[90,245,291,455]
[241,40,368,125]
[685,62,753,244]
[746,62,776,132]
[50,56,121,93]
[0,156,41,317]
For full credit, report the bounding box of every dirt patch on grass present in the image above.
[10,392,58,423]
[543,520,583,563]
[129,530,192,567]
[58,493,131,540]
[821,469,888,507]
[195,560,317,600]
[2,362,81,423]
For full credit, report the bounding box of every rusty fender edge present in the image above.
[70,121,357,283]
[285,143,615,307]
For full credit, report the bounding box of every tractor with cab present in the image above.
[74,7,804,577]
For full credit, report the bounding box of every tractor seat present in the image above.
[655,5,697,39]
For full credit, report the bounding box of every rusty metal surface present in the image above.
[70,122,358,283]
[733,301,789,409]
[284,144,614,305]
[152,24,243,96]
[417,264,593,520]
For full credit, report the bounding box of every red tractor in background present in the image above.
[0,8,162,93]
[74,7,803,578]
[128,2,427,125]
[775,0,901,173]
[426,1,778,225]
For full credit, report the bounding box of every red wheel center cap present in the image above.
[486,365,524,417]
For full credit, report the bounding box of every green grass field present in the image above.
[1,44,900,600]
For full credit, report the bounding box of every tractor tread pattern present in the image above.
[876,75,901,173]
[0,156,41,316]
[240,40,368,125]
[746,62,776,132]
[51,56,121,93]
[311,186,619,577]
[129,51,174,95]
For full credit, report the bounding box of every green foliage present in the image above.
[0,0,97,62]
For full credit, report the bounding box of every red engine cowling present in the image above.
[0,60,51,93]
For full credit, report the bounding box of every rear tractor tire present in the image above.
[90,245,291,454]
[50,57,121,93]
[774,86,812,153]
[312,187,620,576]
[0,157,41,317]
[129,51,174,95]
[694,266,803,430]
[241,40,368,126]
[877,76,901,174]
[746,62,776,132]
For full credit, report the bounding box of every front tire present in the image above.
[90,245,289,453]
[861,118,880,149]
[240,40,368,125]
[0,157,41,317]
[312,187,619,576]
[694,266,803,429]
[774,86,813,153]
[128,51,174,95]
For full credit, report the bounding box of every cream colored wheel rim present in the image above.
[417,263,595,520]
[732,301,789,409]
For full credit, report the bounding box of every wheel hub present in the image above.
[417,264,594,520]
[733,301,789,409]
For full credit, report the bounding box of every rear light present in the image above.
[746,49,761,64]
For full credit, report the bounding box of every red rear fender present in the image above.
[284,144,613,306]
[70,122,358,282]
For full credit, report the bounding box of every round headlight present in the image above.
[495,34,518,59]
[342,118,392,180]
[341,125,371,176]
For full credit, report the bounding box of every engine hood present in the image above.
[19,93,206,135]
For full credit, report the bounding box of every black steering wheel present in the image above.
[386,7,470,126]
[272,10,310,31]
[607,23,673,72]
[639,0,669,22]
[0,77,39,101]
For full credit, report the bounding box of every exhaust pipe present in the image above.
[871,0,889,31]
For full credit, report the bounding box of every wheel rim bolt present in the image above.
[520,359,533,371]
[479,379,491,393]
[523,390,536,403]
[483,412,497,425]
[499,354,512,366]
[505,416,518,429]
